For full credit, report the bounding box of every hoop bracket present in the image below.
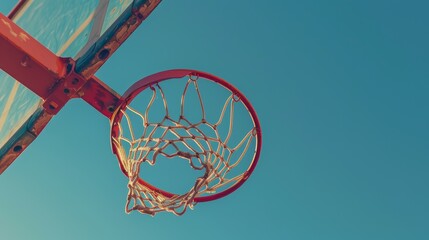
[42,58,87,114]
[43,61,121,117]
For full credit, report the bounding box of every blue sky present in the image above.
[1,1,428,239]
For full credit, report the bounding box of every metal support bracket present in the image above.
[42,58,88,114]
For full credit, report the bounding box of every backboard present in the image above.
[0,0,161,173]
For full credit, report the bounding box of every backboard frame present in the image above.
[0,0,162,173]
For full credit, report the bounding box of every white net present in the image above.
[111,73,259,216]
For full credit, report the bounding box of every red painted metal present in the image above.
[79,76,120,119]
[0,12,119,116]
[0,0,163,174]
[110,69,262,203]
[41,61,87,114]
[1,0,162,116]
[0,13,67,99]
[1,0,162,118]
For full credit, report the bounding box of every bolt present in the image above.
[108,105,116,112]
[98,49,110,60]
[13,145,23,152]
[129,16,137,24]
[20,56,28,67]
[48,102,58,110]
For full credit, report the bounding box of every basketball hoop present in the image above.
[0,1,261,218]
[110,69,262,216]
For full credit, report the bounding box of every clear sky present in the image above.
[1,1,428,239]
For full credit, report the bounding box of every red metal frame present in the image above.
[110,69,262,203]
[0,13,68,100]
[0,13,119,116]
[0,5,125,120]
[0,0,162,174]
[0,10,119,172]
